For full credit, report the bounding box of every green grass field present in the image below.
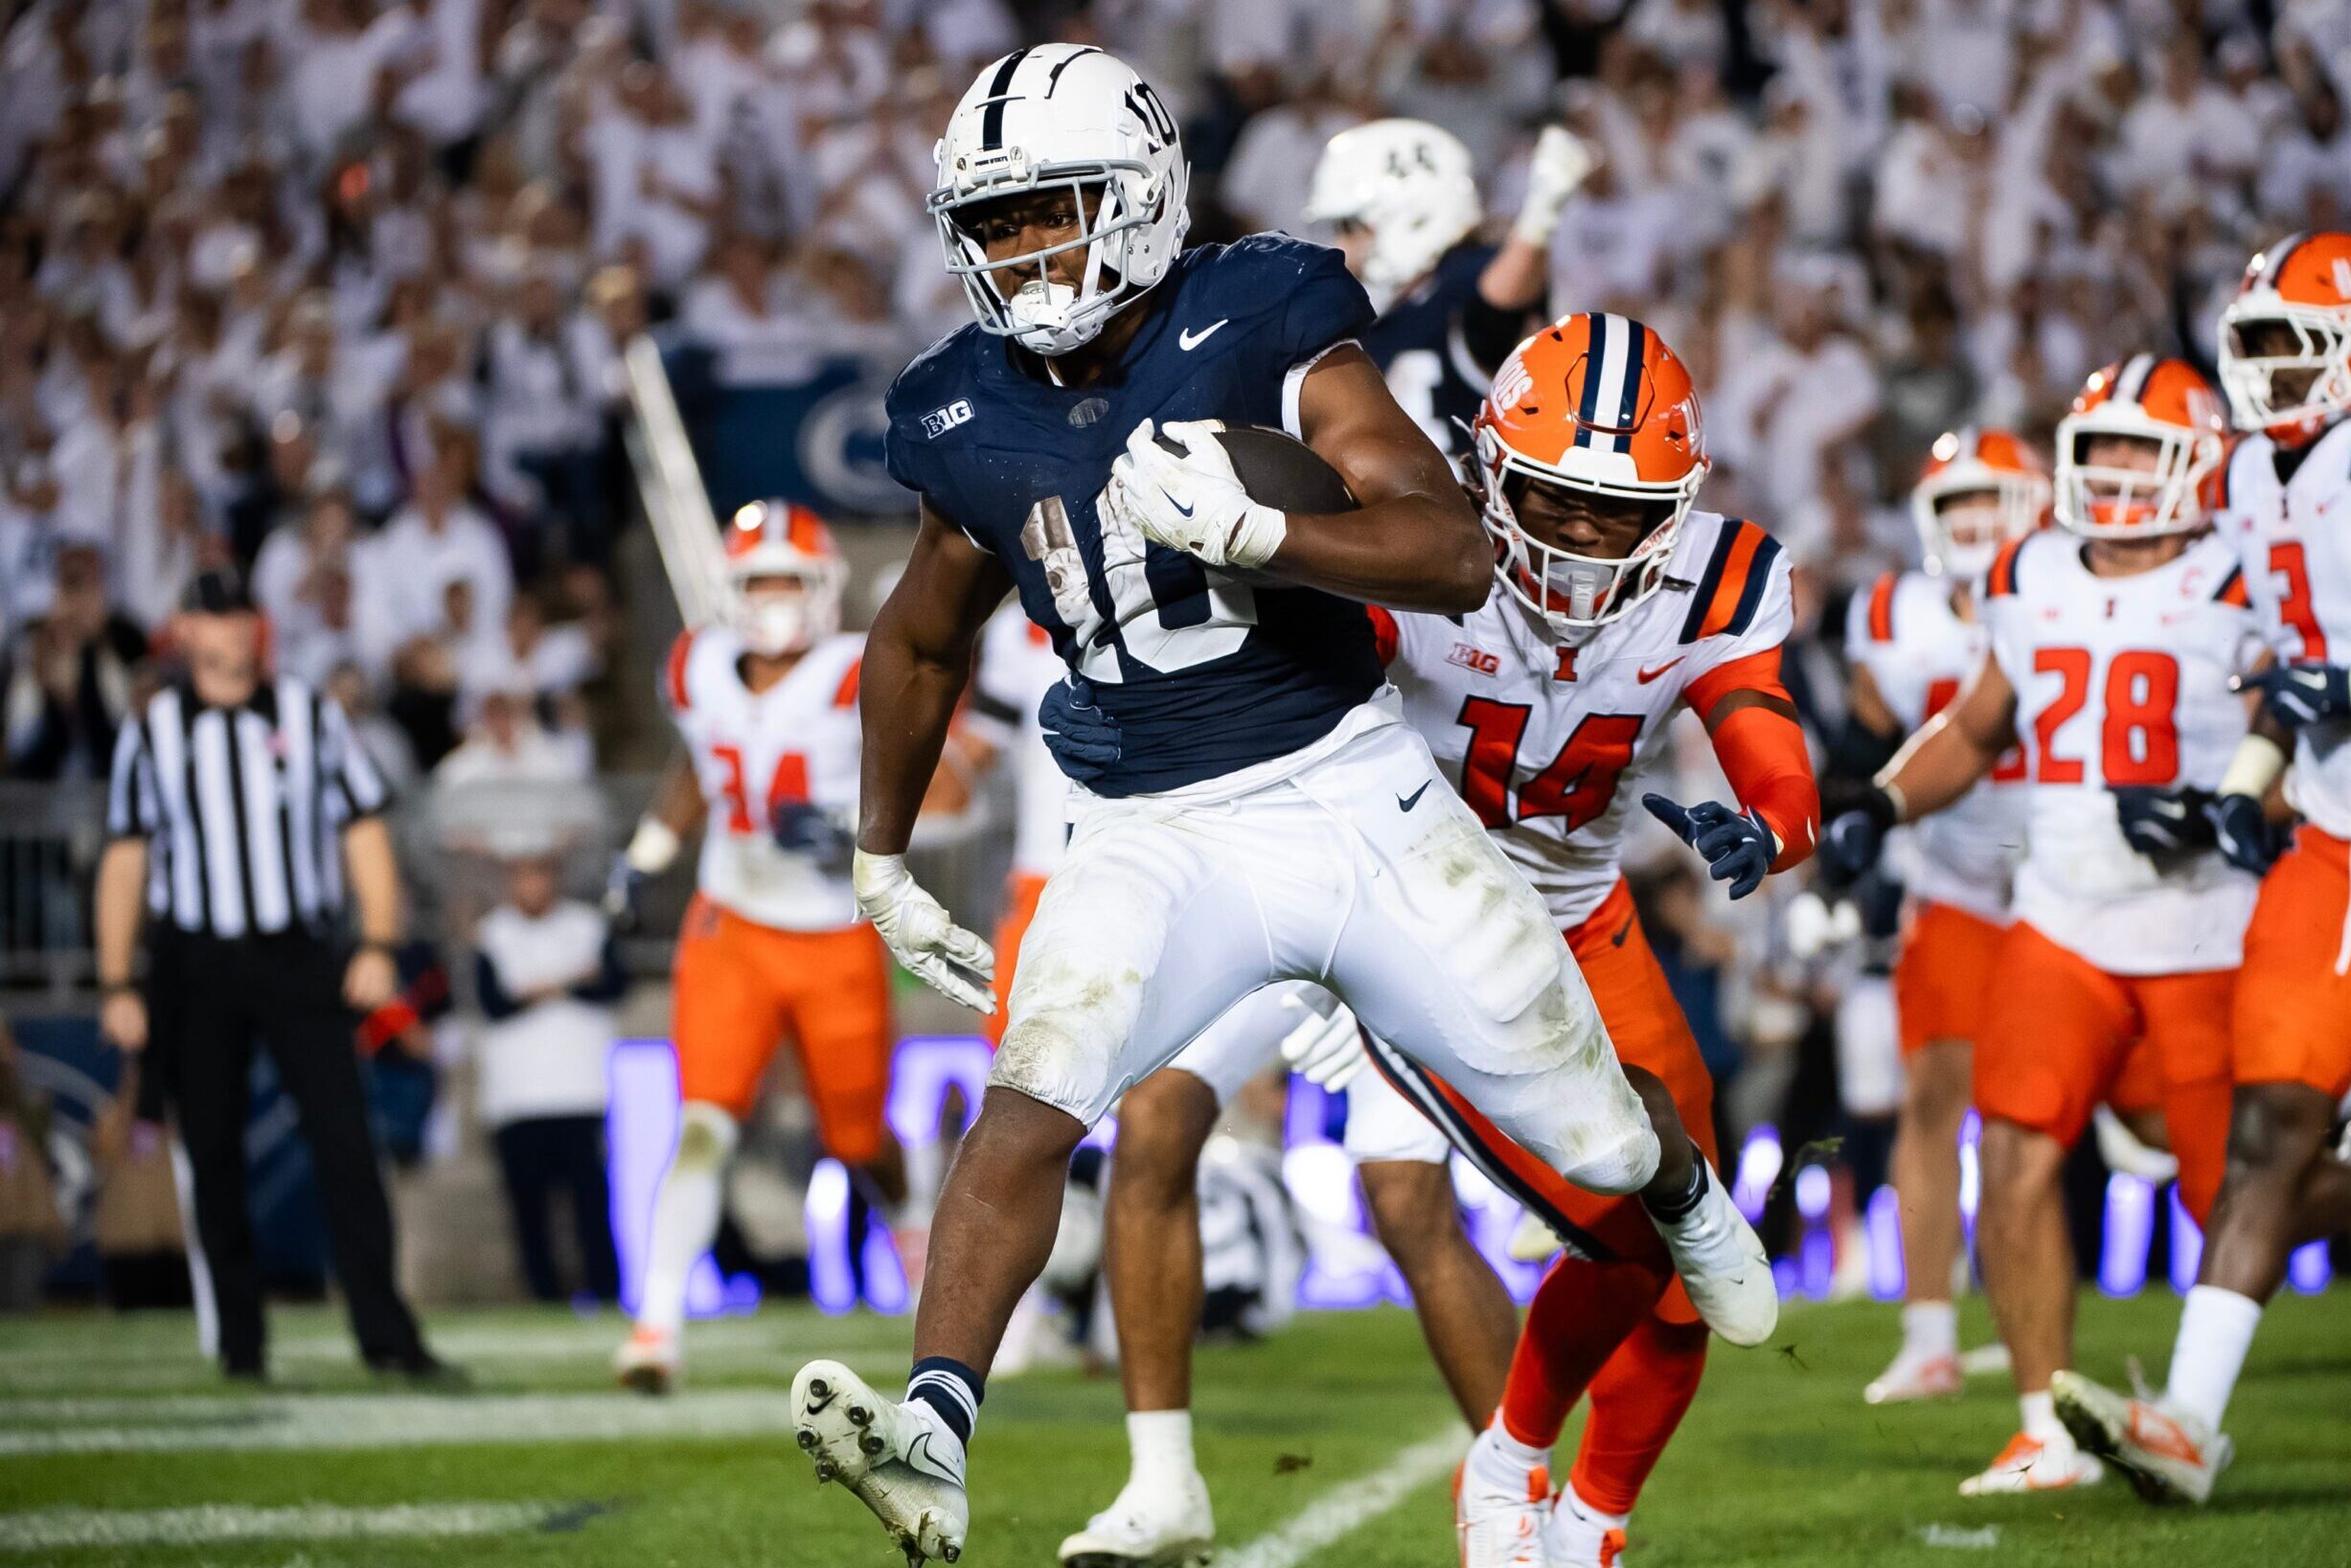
[0,1290,2345,1566]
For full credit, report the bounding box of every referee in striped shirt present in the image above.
[93,569,450,1383]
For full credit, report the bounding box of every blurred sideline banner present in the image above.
[663,340,906,523]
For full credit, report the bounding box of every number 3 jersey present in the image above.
[663,625,864,931]
[2218,417,2351,840]
[1978,530,2264,974]
[1845,571,2026,922]
[1374,509,1795,930]
[883,235,1384,798]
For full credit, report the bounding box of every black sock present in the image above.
[906,1356,983,1446]
[1641,1156,1709,1223]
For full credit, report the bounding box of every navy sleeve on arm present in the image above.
[473,949,524,1020]
[1274,240,1378,365]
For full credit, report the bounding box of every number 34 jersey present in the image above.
[663,625,864,932]
[2218,418,2351,840]
[1375,510,1794,930]
[1979,530,2264,975]
[883,235,1384,799]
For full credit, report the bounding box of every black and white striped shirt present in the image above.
[105,677,390,939]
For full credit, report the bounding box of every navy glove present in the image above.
[1039,676,1124,785]
[1816,783,1900,888]
[2206,790,2283,875]
[772,800,855,873]
[1644,793,1777,899]
[603,852,648,932]
[2111,784,2218,857]
[2239,663,2351,728]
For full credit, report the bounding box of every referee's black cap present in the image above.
[180,567,258,616]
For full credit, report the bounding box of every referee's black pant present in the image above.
[149,928,423,1372]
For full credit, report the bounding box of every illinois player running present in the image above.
[786,46,1771,1566]
[1839,430,2043,1405]
[2053,233,2351,1503]
[1056,315,1816,1568]
[1827,357,2260,1495]
[607,503,902,1394]
[1303,118,1593,457]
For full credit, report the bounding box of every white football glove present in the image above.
[1277,992,1366,1092]
[1099,419,1289,570]
[852,850,995,1014]
[1512,125,1599,247]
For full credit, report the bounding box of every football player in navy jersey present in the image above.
[1305,119,1597,459]
[787,46,1773,1565]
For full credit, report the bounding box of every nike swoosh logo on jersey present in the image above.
[1398,781,1431,812]
[1179,319,1230,351]
[1636,657,1686,684]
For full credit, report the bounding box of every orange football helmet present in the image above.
[1471,312,1708,632]
[2217,232,2351,443]
[1911,427,2048,579]
[725,499,849,655]
[2053,355,2225,541]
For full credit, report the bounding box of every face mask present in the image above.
[742,596,808,656]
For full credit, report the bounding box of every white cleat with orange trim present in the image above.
[612,1324,679,1395]
[1864,1346,1963,1404]
[1541,1484,1628,1567]
[1456,1432,1551,1568]
[1957,1432,2105,1496]
[2050,1370,2232,1504]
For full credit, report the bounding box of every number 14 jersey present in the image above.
[1375,509,1793,930]
[1978,529,2263,974]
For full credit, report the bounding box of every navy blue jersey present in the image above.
[1358,241,1496,461]
[885,235,1384,796]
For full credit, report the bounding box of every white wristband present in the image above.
[626,817,681,875]
[2219,734,2288,801]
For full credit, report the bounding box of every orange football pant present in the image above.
[2232,826,2351,1100]
[670,894,894,1164]
[1894,899,2009,1055]
[1973,920,2232,1222]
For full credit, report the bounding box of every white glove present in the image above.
[1277,992,1366,1091]
[853,850,995,1014]
[1512,125,1599,247]
[1099,419,1289,570]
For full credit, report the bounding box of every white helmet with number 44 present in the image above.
[1303,119,1482,314]
[930,44,1191,356]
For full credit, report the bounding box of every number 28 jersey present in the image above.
[663,625,864,932]
[1979,530,2264,974]
[2218,417,2351,840]
[1375,510,1794,929]
[883,236,1384,799]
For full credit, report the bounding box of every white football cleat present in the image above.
[612,1324,678,1396]
[792,1360,969,1563]
[1864,1347,1962,1404]
[2050,1370,2232,1505]
[1647,1160,1777,1347]
[1456,1431,1550,1568]
[1957,1432,2104,1496]
[1057,1471,1215,1567]
[1542,1485,1628,1567]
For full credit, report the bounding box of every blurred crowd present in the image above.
[3,0,2347,1297]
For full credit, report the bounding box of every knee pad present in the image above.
[1563,1121,1660,1199]
[673,1102,741,1175]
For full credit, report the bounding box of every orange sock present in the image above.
[1567,1315,1709,1515]
[1497,1254,1670,1448]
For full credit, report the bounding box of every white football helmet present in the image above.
[724,500,848,657]
[930,44,1191,356]
[1303,119,1482,314]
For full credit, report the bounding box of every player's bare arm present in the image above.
[1879,651,2018,821]
[859,502,1015,855]
[1274,344,1489,610]
[1846,660,1902,739]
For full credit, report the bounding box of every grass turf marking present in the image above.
[1218,1428,1466,1568]
[0,1502,576,1550]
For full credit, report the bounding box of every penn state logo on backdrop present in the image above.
[803,375,909,514]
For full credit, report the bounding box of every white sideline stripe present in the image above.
[1219,1428,1466,1568]
[0,1384,897,1454]
[0,1502,562,1550]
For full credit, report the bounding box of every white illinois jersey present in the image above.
[2218,417,2351,839]
[974,603,1072,880]
[1980,529,2264,974]
[1846,570,2026,921]
[1379,510,1795,929]
[663,625,864,931]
